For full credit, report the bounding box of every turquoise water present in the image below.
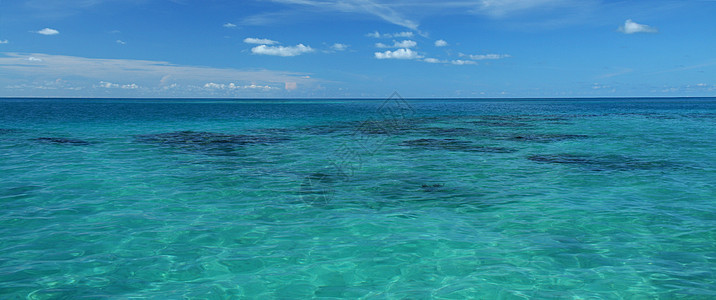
[1,97,715,299]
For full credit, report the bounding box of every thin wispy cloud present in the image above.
[618,19,657,34]
[251,44,315,56]
[223,22,237,28]
[421,58,478,66]
[0,40,8,44]
[474,0,594,17]
[375,40,417,48]
[434,39,448,47]
[330,43,349,51]
[36,28,59,35]
[264,0,419,30]
[98,81,139,89]
[204,82,274,90]
[451,59,477,65]
[116,40,126,45]
[374,48,422,60]
[244,37,280,45]
[366,31,414,38]
[460,53,511,60]
[0,52,316,92]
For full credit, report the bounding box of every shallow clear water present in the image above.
[1,97,715,299]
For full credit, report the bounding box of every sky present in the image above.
[0,0,715,98]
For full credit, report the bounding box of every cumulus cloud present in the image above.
[374,48,422,60]
[36,28,59,35]
[461,53,511,60]
[618,19,657,34]
[98,81,118,88]
[251,44,314,56]
[375,40,417,48]
[223,23,237,28]
[330,43,349,51]
[244,37,280,45]
[367,31,414,38]
[434,39,448,47]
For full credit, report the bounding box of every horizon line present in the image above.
[2,96,715,101]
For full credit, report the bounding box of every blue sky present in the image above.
[0,0,715,98]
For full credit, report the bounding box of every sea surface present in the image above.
[1,97,715,299]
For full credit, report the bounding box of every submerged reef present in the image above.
[400,138,517,153]
[420,183,445,192]
[0,128,23,135]
[135,131,288,154]
[33,137,91,146]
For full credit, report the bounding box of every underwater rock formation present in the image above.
[34,137,91,146]
[420,183,445,192]
[400,138,517,153]
[0,128,23,135]
[135,131,288,154]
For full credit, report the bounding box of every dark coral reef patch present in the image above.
[400,138,517,153]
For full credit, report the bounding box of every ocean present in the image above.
[1,97,714,298]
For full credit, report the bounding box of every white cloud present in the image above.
[423,58,443,63]
[251,44,314,57]
[367,31,414,38]
[451,60,477,65]
[461,53,511,60]
[36,28,59,35]
[375,40,417,48]
[223,23,237,28]
[330,43,349,51]
[244,37,279,45]
[394,40,417,48]
[204,82,274,90]
[434,39,448,47]
[618,19,657,34]
[374,48,423,60]
[98,81,139,89]
[0,53,316,94]
[98,81,119,88]
[116,40,126,45]
[393,31,414,38]
[0,40,8,44]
